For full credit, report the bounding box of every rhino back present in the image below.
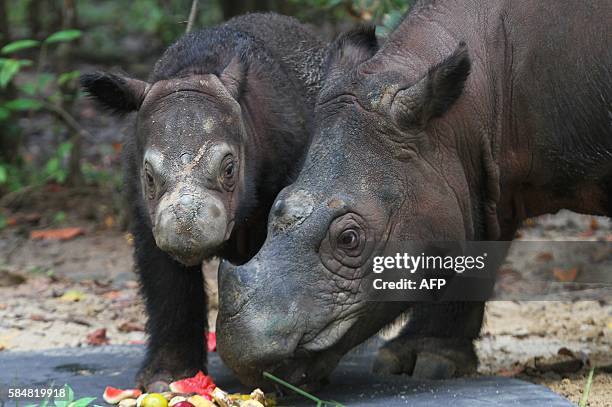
[149,13,325,106]
[224,12,327,103]
[379,0,611,210]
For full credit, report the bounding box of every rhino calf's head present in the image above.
[82,57,251,266]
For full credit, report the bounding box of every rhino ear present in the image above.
[219,55,247,100]
[325,25,379,79]
[391,42,471,128]
[80,72,149,114]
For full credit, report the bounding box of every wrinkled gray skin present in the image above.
[218,0,612,388]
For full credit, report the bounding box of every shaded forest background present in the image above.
[0,0,410,228]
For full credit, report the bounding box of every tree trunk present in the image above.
[61,0,83,187]
[0,0,9,46]
[27,0,42,39]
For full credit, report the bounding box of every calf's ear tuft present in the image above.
[391,42,471,128]
[325,25,379,79]
[80,72,149,115]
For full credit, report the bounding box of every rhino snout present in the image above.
[153,191,229,265]
[217,260,307,387]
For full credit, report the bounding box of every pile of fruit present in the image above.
[102,372,273,407]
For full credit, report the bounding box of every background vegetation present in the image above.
[0,0,411,227]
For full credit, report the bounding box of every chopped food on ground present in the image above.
[103,372,273,407]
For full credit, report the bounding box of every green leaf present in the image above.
[57,142,73,158]
[0,59,21,88]
[17,81,37,95]
[38,72,56,90]
[1,39,40,54]
[58,70,80,86]
[0,165,7,183]
[0,106,10,121]
[54,384,74,407]
[45,30,82,44]
[45,157,60,175]
[579,368,595,407]
[4,98,43,111]
[68,397,97,407]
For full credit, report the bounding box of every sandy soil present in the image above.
[0,189,610,405]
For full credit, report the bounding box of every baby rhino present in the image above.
[81,13,325,389]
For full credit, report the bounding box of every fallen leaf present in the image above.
[536,251,553,262]
[118,322,144,332]
[104,215,115,229]
[102,290,122,300]
[30,227,84,241]
[86,328,109,346]
[6,213,41,227]
[552,267,579,282]
[589,217,599,230]
[60,290,85,302]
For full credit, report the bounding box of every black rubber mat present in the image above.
[0,346,573,406]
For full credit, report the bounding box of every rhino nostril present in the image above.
[210,204,221,218]
[273,199,286,217]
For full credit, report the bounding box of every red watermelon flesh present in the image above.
[102,386,142,404]
[169,371,216,399]
[207,332,216,352]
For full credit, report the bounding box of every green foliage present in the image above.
[1,39,40,54]
[288,0,413,32]
[0,29,83,194]
[0,141,73,192]
[579,368,595,407]
[4,98,43,111]
[44,29,82,44]
[44,142,73,183]
[0,58,32,88]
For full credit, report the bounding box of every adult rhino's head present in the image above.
[82,57,251,266]
[217,27,499,388]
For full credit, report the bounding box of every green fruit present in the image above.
[141,393,169,407]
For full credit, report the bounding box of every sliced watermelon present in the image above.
[206,332,216,353]
[169,371,216,399]
[103,386,142,404]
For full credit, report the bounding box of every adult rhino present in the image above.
[217,0,612,388]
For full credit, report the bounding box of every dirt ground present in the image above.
[0,189,610,406]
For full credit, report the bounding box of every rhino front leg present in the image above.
[372,302,484,379]
[132,213,207,391]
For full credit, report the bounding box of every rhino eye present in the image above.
[220,154,236,191]
[338,229,359,250]
[319,213,372,278]
[144,162,157,200]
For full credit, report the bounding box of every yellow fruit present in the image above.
[187,395,215,407]
[141,393,169,407]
